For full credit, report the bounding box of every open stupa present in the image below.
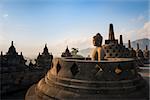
[25,24,149,100]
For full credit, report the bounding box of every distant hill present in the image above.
[79,38,150,57]
[78,48,94,57]
[124,38,150,50]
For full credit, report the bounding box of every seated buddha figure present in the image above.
[92,33,105,61]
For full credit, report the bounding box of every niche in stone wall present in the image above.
[114,64,122,75]
[70,63,79,76]
[94,64,103,79]
[95,64,103,73]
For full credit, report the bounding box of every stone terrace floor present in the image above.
[1,66,149,100]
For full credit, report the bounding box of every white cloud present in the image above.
[136,21,150,38]
[130,15,146,24]
[0,35,4,41]
[114,13,149,43]
[125,21,150,41]
[49,35,93,57]
[3,14,8,18]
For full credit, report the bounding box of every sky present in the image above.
[0,0,149,58]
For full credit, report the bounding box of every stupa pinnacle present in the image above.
[109,23,115,40]
[128,40,131,48]
[120,35,123,45]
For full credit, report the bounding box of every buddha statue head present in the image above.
[93,33,103,47]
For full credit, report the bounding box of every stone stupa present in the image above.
[25,24,149,100]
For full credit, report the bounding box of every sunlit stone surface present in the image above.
[25,24,149,100]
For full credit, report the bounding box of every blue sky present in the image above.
[0,0,149,57]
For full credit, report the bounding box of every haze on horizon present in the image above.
[0,0,149,58]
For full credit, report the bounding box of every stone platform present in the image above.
[25,58,149,100]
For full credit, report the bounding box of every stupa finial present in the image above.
[11,41,14,46]
[120,35,123,45]
[109,23,115,40]
[137,43,139,50]
[128,40,131,48]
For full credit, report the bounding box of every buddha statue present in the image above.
[136,43,144,58]
[92,33,105,61]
